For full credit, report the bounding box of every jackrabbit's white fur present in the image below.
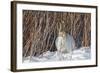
[55,31,75,60]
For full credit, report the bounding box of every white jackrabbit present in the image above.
[55,31,75,60]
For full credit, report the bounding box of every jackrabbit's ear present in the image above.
[59,20,66,32]
[57,23,61,33]
[59,22,62,32]
[56,23,59,32]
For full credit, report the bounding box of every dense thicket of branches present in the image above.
[23,10,91,57]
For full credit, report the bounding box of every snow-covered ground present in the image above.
[23,47,91,63]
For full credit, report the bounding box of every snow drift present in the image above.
[23,47,91,63]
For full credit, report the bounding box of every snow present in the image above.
[23,47,91,63]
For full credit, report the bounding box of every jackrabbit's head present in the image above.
[57,21,66,37]
[58,31,66,37]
